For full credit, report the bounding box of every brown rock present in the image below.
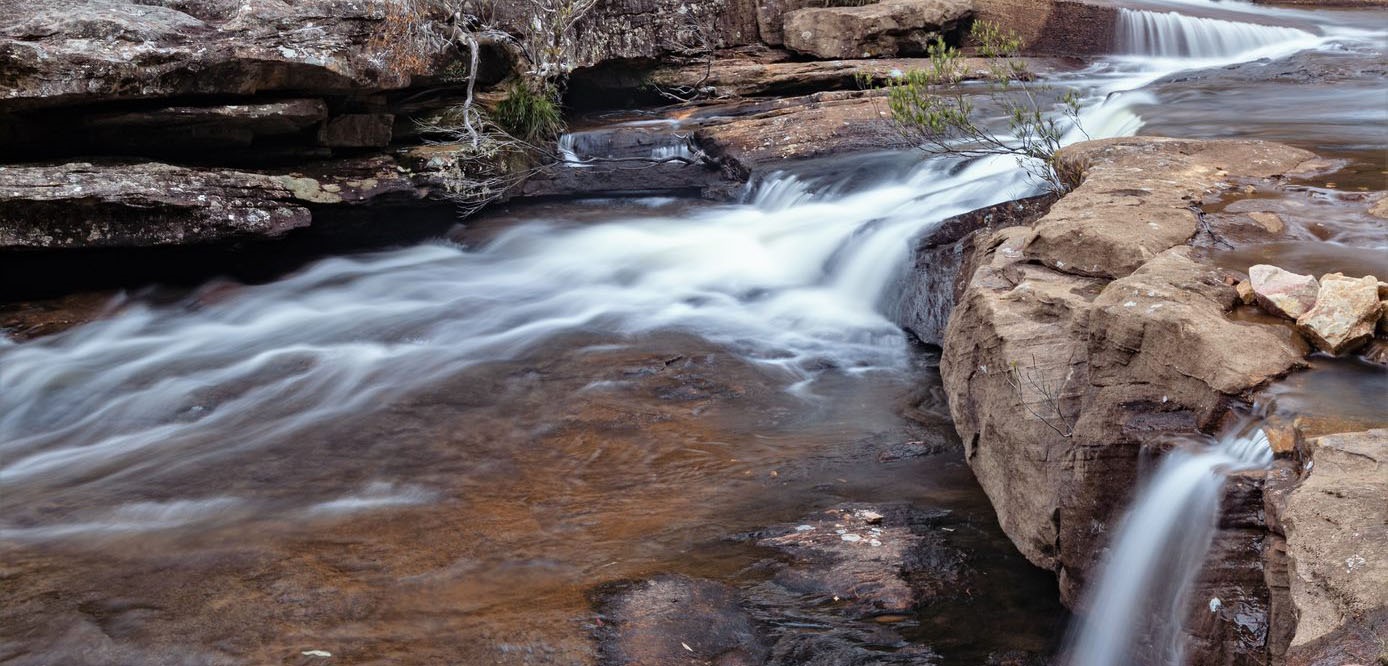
[1282,429,1388,666]
[640,53,1074,99]
[972,0,1117,55]
[936,138,1316,664]
[1295,273,1380,354]
[1235,279,1256,305]
[1031,138,1317,279]
[0,147,506,248]
[896,194,1058,346]
[1249,264,1320,320]
[694,91,902,175]
[783,0,971,60]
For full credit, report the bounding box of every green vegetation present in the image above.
[492,81,566,144]
[879,20,1086,191]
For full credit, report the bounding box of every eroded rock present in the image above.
[1249,264,1319,320]
[935,137,1321,664]
[1032,137,1316,279]
[1296,273,1381,355]
[1281,429,1388,666]
[783,0,971,59]
[0,0,445,112]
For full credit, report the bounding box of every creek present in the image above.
[1,1,1384,663]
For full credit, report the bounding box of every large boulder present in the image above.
[782,0,971,60]
[935,137,1320,663]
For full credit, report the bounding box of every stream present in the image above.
[2,1,1385,664]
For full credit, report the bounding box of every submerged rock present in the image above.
[783,0,971,60]
[593,575,771,666]
[1295,273,1380,355]
[1248,264,1319,320]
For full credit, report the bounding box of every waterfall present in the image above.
[1117,8,1315,59]
[1064,421,1275,666]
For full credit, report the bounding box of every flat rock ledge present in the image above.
[0,145,506,249]
[922,136,1360,664]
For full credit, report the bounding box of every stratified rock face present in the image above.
[937,137,1318,663]
[0,145,507,248]
[0,162,312,248]
[783,0,971,59]
[1281,429,1388,666]
[1296,273,1380,355]
[571,0,761,67]
[1249,264,1319,320]
[0,0,441,112]
[896,194,1057,347]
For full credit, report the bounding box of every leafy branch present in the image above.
[880,21,1086,192]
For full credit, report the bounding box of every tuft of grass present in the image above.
[493,81,564,144]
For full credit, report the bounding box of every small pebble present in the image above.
[795,524,814,532]
[841,534,862,543]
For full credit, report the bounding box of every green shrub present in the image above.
[493,81,565,144]
[879,20,1085,192]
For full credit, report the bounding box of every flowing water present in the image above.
[2,1,1386,664]
[1064,421,1275,666]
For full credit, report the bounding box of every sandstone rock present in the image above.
[1281,429,1388,666]
[783,0,971,60]
[756,0,819,46]
[0,162,312,248]
[756,504,966,614]
[1032,138,1317,279]
[0,0,444,112]
[1296,273,1380,355]
[567,0,762,68]
[0,147,508,248]
[896,194,1057,347]
[936,138,1317,664]
[78,99,329,150]
[694,91,903,175]
[637,52,1074,99]
[1249,264,1319,320]
[1235,279,1256,305]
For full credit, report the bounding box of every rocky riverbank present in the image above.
[904,136,1387,665]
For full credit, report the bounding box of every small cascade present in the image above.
[1064,419,1275,666]
[554,124,694,167]
[556,133,586,167]
[742,171,814,211]
[1117,8,1315,59]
